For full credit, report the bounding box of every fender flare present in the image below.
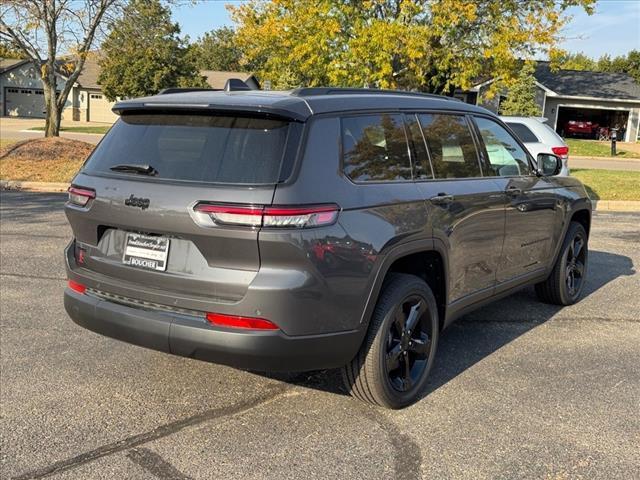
[358,238,449,329]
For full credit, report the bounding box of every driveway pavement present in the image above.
[1,193,639,480]
[0,117,105,145]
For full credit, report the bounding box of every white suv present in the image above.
[500,116,570,176]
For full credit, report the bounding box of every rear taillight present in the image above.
[68,280,86,294]
[193,203,339,229]
[206,312,279,330]
[68,186,95,207]
[552,146,569,157]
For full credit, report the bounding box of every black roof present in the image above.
[113,88,491,121]
[535,62,640,100]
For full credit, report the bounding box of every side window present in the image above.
[418,114,481,179]
[475,117,531,177]
[342,114,412,182]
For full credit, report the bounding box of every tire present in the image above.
[535,222,588,305]
[341,273,439,409]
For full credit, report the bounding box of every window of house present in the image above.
[342,114,412,182]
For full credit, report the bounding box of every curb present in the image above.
[0,180,69,192]
[2,181,639,212]
[590,200,640,212]
[19,129,106,136]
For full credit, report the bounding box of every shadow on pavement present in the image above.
[281,249,635,399]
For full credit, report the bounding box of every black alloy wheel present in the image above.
[385,296,433,392]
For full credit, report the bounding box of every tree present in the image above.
[189,27,243,71]
[597,50,640,83]
[228,0,596,92]
[0,39,23,59]
[499,61,541,117]
[1,0,122,136]
[98,0,206,101]
[555,52,596,71]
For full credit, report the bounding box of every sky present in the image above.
[172,0,640,59]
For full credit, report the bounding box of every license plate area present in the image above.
[123,233,170,272]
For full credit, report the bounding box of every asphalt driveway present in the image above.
[1,192,639,479]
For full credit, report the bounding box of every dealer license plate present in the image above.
[123,233,170,271]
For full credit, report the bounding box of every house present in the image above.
[0,55,114,123]
[456,62,640,142]
[1,56,260,124]
[1,58,64,118]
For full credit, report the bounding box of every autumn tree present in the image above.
[98,0,206,101]
[229,0,596,93]
[499,62,541,117]
[0,39,23,59]
[189,27,244,72]
[0,0,122,136]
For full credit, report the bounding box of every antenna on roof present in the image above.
[224,78,252,91]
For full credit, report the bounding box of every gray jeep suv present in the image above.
[64,88,591,408]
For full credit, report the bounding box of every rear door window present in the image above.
[341,114,412,182]
[505,122,539,143]
[417,114,481,179]
[83,113,293,184]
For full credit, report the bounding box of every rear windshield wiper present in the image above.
[109,164,158,176]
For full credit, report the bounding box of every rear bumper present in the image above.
[64,288,363,372]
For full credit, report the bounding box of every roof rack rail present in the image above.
[290,87,460,101]
[158,87,220,95]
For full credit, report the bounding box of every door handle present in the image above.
[506,186,522,196]
[429,193,454,205]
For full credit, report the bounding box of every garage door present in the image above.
[4,87,46,118]
[88,93,118,123]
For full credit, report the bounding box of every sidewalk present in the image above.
[571,156,640,171]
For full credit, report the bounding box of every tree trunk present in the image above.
[42,69,60,137]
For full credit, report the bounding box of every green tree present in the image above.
[229,0,595,92]
[189,27,243,71]
[98,0,206,101]
[597,50,640,83]
[555,52,596,71]
[499,62,541,117]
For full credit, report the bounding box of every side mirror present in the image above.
[536,153,562,176]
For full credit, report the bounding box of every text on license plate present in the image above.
[123,233,170,271]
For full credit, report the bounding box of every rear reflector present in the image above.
[552,146,569,157]
[206,312,279,330]
[68,280,86,294]
[193,203,339,229]
[68,186,96,207]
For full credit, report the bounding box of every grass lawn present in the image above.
[29,125,111,134]
[566,139,640,159]
[571,168,640,201]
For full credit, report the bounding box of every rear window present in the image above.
[505,122,539,143]
[83,113,292,184]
